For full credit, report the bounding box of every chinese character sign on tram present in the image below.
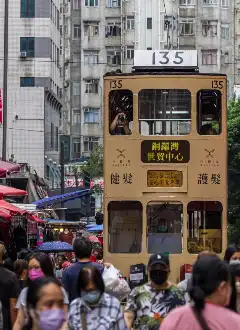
[141,140,190,163]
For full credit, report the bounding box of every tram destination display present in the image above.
[141,140,190,163]
[147,170,183,188]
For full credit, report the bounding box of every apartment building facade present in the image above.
[0,0,62,179]
[62,0,234,159]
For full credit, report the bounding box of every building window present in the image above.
[221,24,230,38]
[84,21,99,37]
[125,46,134,60]
[107,0,121,7]
[73,0,81,9]
[55,126,59,151]
[125,16,135,30]
[85,0,98,6]
[202,50,217,65]
[84,51,99,64]
[202,0,217,5]
[180,20,195,36]
[20,77,35,87]
[147,18,152,29]
[73,24,81,39]
[221,0,229,7]
[179,0,195,5]
[73,82,81,96]
[73,53,81,66]
[106,22,121,37]
[21,0,35,18]
[84,108,100,123]
[84,79,99,94]
[202,20,218,37]
[72,109,81,124]
[72,138,81,156]
[83,136,99,152]
[107,49,121,65]
[51,123,54,149]
[20,37,35,57]
[147,47,152,50]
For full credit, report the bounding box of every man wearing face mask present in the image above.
[124,253,186,330]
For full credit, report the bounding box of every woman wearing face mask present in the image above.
[22,277,67,330]
[229,262,240,313]
[68,266,127,330]
[160,255,240,330]
[13,253,68,330]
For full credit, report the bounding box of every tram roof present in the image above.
[104,71,227,77]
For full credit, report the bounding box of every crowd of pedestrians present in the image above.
[2,238,240,329]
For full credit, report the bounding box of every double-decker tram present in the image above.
[103,50,227,282]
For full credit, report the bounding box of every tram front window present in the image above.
[108,201,142,253]
[147,202,183,254]
[197,90,221,135]
[139,89,191,136]
[109,90,133,135]
[187,201,222,254]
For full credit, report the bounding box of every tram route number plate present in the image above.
[147,170,183,188]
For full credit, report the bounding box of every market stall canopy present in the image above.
[32,189,92,209]
[87,224,103,232]
[0,199,26,215]
[0,185,27,197]
[0,160,20,178]
[37,241,73,252]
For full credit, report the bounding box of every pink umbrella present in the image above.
[88,236,100,243]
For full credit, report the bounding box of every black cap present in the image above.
[148,253,169,268]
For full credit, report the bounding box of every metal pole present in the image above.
[60,142,65,218]
[2,0,9,160]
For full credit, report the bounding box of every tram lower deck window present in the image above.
[108,201,142,253]
[197,90,221,135]
[187,201,222,254]
[147,202,183,254]
[139,89,191,136]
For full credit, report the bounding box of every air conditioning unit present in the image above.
[20,51,27,58]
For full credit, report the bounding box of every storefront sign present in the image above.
[147,170,183,187]
[141,140,190,163]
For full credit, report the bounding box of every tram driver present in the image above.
[110,109,131,135]
[200,123,217,135]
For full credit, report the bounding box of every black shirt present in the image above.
[0,264,20,330]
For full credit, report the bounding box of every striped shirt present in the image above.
[68,293,127,330]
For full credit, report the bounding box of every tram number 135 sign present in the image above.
[134,50,198,67]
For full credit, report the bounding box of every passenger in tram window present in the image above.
[110,109,131,135]
[199,123,217,135]
[157,219,168,233]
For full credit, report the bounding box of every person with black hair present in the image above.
[62,237,104,302]
[17,249,32,261]
[13,253,68,330]
[0,242,20,330]
[14,259,28,290]
[23,277,67,330]
[3,257,14,272]
[224,245,240,264]
[68,266,127,330]
[160,255,240,330]
[229,261,240,313]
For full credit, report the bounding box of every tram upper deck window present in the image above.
[139,89,191,136]
[197,90,221,135]
[109,90,133,135]
[187,201,222,254]
[108,201,142,253]
[147,202,183,254]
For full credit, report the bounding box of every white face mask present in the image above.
[229,260,240,265]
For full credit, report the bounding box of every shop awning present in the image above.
[0,199,26,215]
[0,160,20,178]
[32,189,92,209]
[0,185,27,198]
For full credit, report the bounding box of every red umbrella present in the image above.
[0,209,11,220]
[0,160,20,178]
[88,236,100,243]
[0,185,27,197]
